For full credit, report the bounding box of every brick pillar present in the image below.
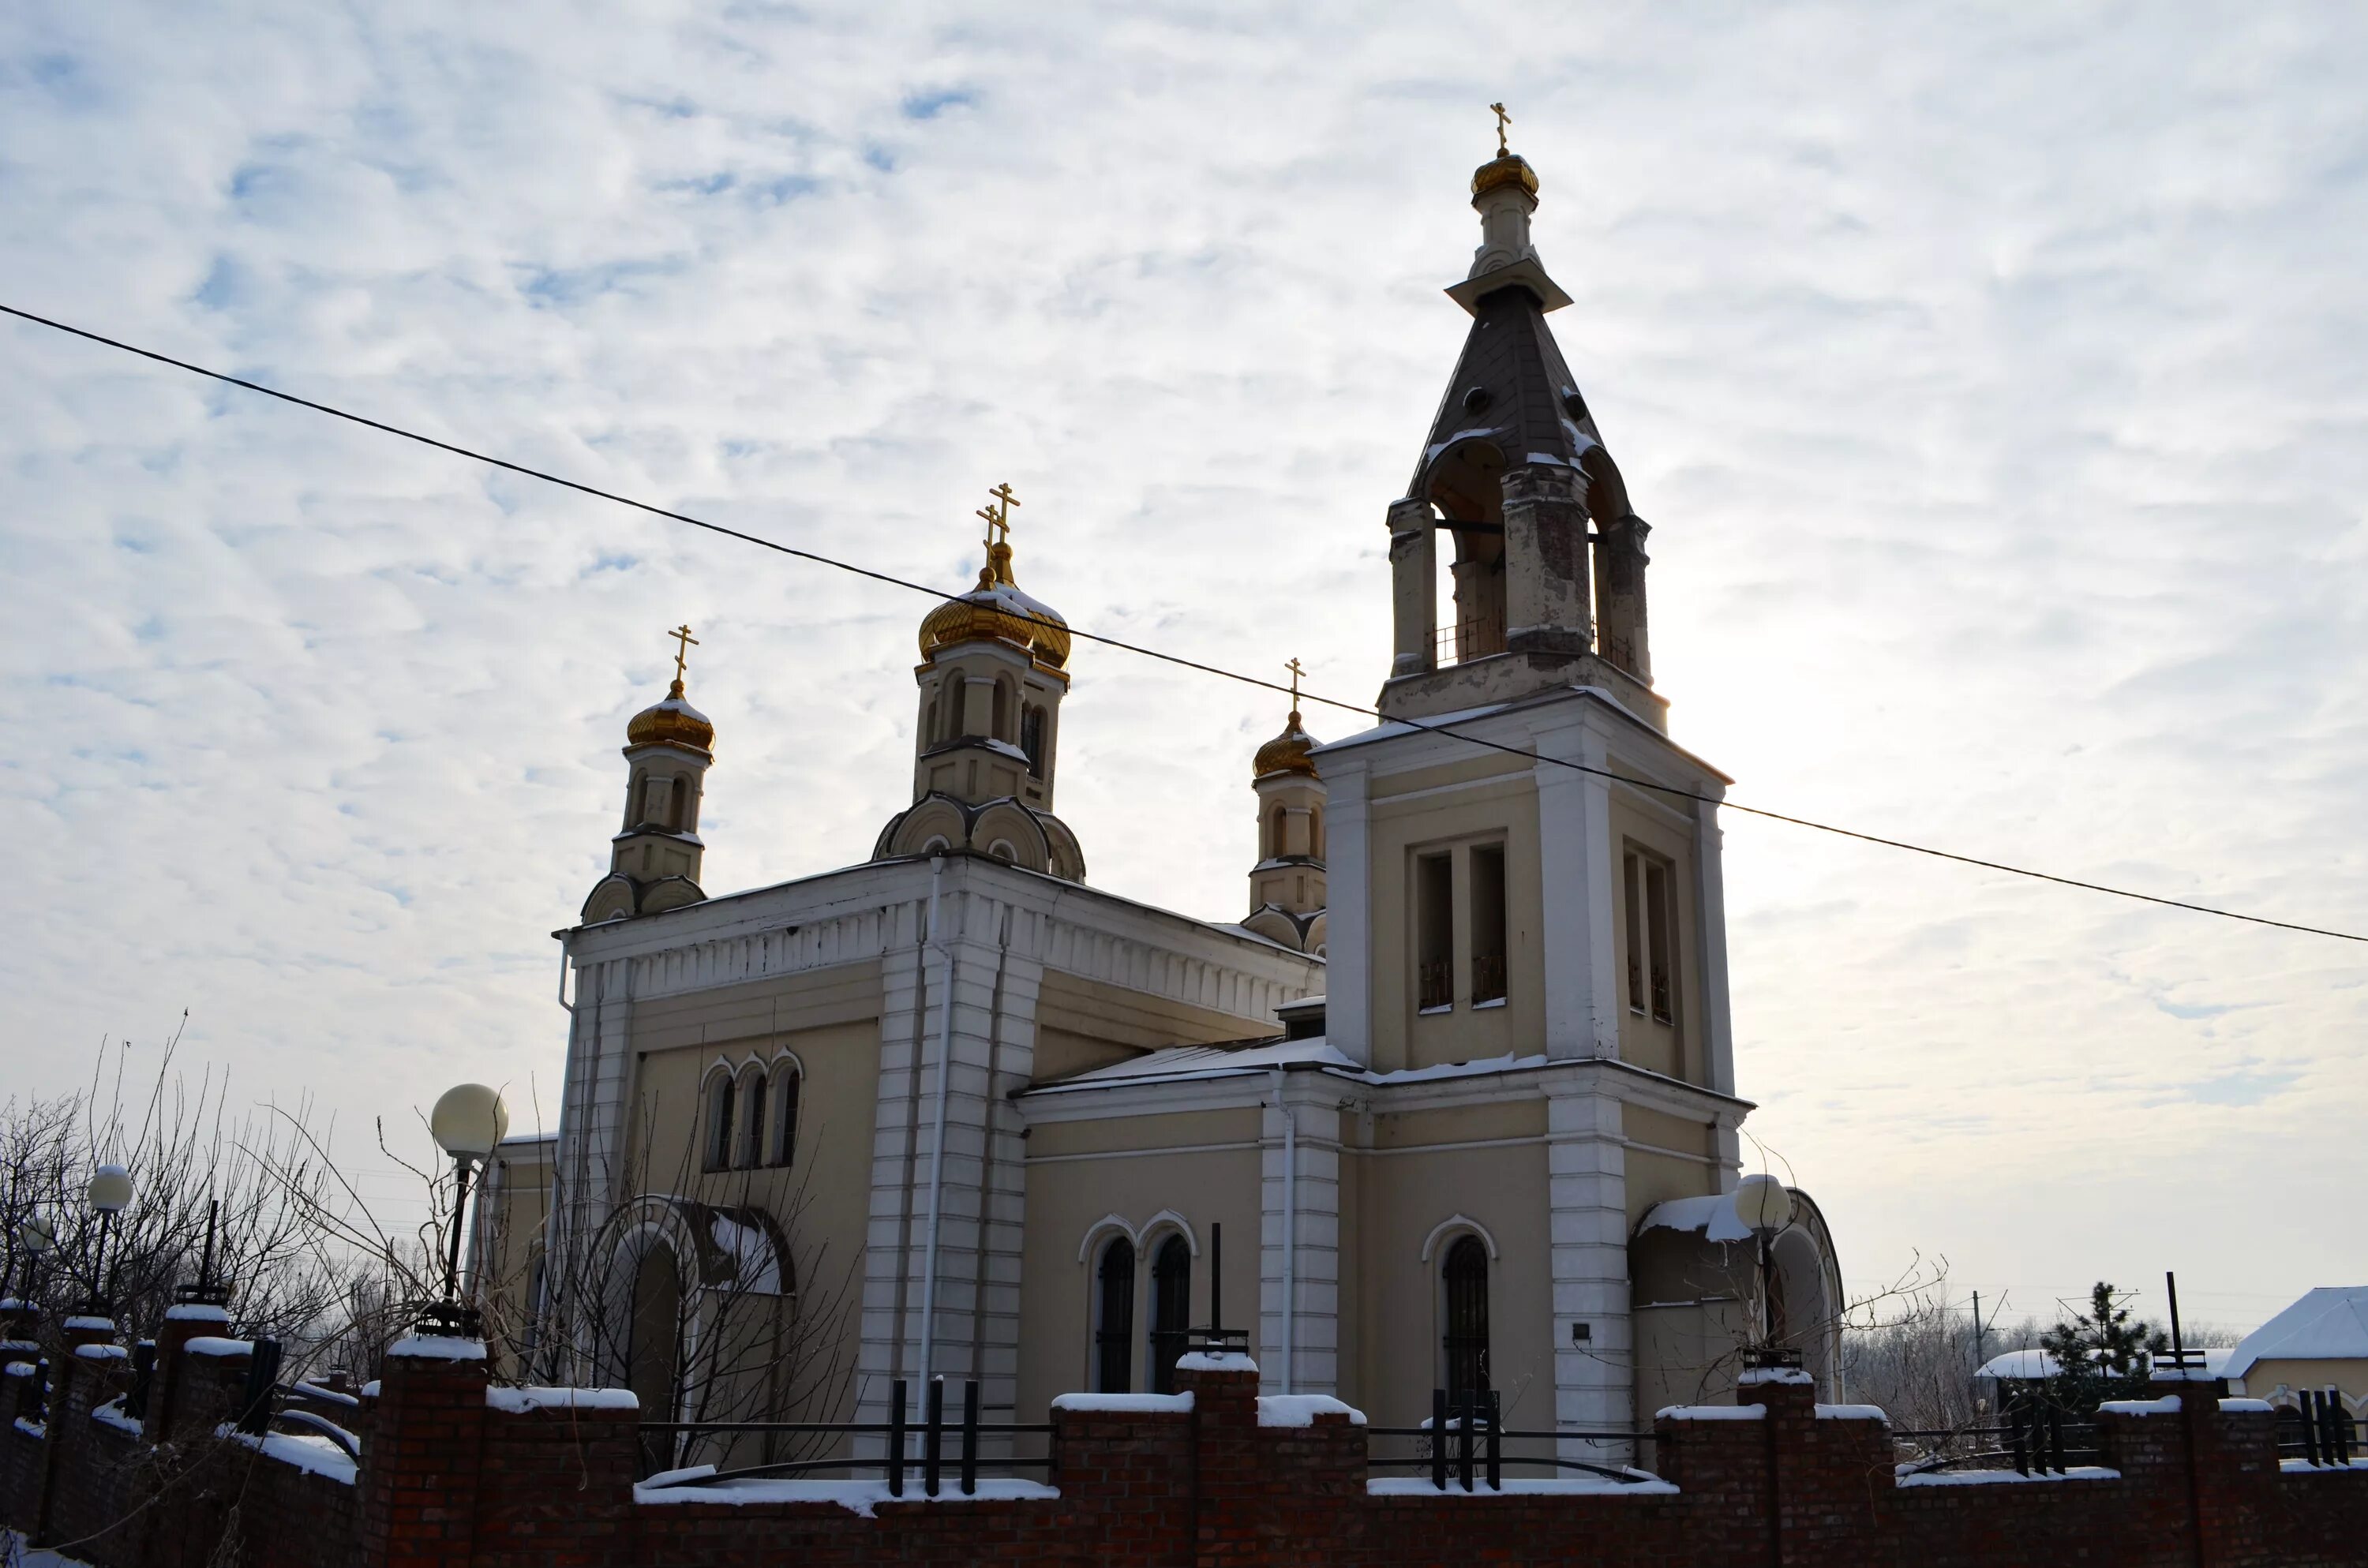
[1741,1370,1886,1566]
[357,1337,490,1568]
[1177,1355,1364,1566]
[2182,1382,2282,1567]
[147,1303,234,1443]
[30,1315,118,1546]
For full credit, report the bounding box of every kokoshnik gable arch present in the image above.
[489,124,1842,1477]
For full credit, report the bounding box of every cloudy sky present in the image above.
[3,1,2362,1339]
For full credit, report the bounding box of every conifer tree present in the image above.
[2040,1281,2168,1414]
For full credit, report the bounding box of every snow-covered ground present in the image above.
[3,1529,98,1567]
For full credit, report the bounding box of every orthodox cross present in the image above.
[1489,101,1511,157]
[668,623,699,683]
[1284,657,1306,710]
[979,482,1020,552]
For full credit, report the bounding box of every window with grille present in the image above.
[1094,1237,1137,1393]
[1622,848,1678,1026]
[1416,851,1454,1011]
[1469,843,1507,1005]
[1148,1236,1192,1396]
[1442,1236,1490,1400]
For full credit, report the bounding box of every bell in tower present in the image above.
[582,625,715,922]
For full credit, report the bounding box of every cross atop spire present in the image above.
[1284,656,1306,714]
[1489,101,1511,158]
[667,623,699,687]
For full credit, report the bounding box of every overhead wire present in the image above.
[4,299,2361,945]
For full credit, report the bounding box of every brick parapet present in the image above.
[357,1341,492,1568]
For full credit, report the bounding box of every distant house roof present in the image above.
[1975,1345,2235,1382]
[2225,1287,2368,1379]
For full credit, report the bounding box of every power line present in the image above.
[6,300,2362,946]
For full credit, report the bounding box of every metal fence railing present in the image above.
[638,1378,1053,1498]
[1365,1389,1669,1490]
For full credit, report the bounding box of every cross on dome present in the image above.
[1489,101,1511,157]
[668,623,699,684]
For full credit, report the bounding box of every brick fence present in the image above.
[4,1306,2364,1566]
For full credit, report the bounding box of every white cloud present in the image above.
[1,0,2361,1334]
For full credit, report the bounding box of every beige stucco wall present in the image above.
[1344,1110,1553,1428]
[613,961,885,1425]
[1017,1107,1264,1415]
[1363,754,1545,1073]
[2237,1357,2367,1406]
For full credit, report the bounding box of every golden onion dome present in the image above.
[1253,710,1322,780]
[1471,152,1538,200]
[627,679,715,753]
[918,539,1071,672]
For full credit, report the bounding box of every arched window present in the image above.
[705,1075,736,1173]
[771,1067,800,1167]
[924,697,939,747]
[1021,705,1046,777]
[1442,1235,1490,1400]
[668,776,688,831]
[1311,806,1324,860]
[627,1242,682,1476]
[991,678,1012,741]
[1148,1235,1192,1396]
[738,1069,768,1169]
[1093,1236,1137,1393]
[624,770,646,832]
[1270,805,1289,859]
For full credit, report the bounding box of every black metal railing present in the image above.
[1894,1396,2099,1477]
[639,1378,1055,1498]
[1469,954,1507,1006]
[1417,960,1452,1012]
[1365,1388,1669,1491]
[2280,1390,2359,1468]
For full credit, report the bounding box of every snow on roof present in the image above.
[2224,1287,2368,1378]
[1636,1192,1752,1244]
[1977,1349,2059,1380]
[1024,1038,1561,1098]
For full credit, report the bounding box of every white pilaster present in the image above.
[1545,1084,1632,1458]
[1257,1076,1343,1395]
[1320,765,1372,1065]
[1534,720,1621,1060]
[1692,796,1737,1097]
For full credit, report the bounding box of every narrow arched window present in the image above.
[739,1071,767,1169]
[924,698,939,747]
[705,1076,736,1173]
[1311,806,1324,860]
[1094,1237,1137,1393]
[1148,1235,1192,1396]
[772,1068,800,1167]
[1270,805,1289,859]
[1021,705,1046,777]
[992,678,1012,741]
[668,776,688,831]
[1442,1235,1490,1400]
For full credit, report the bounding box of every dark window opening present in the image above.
[705,1076,735,1173]
[1021,705,1046,777]
[1416,851,1454,1011]
[774,1071,800,1166]
[1645,860,1675,1024]
[1624,848,1679,1025]
[668,776,688,831]
[1470,843,1507,1005]
[1095,1237,1137,1393]
[1148,1236,1192,1395]
[1442,1236,1490,1401]
[739,1073,766,1170]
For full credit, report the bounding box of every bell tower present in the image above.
[872,486,1087,880]
[1380,118,1660,730]
[582,625,714,922]
[1239,661,1328,955]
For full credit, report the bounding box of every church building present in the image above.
[480,131,1845,1461]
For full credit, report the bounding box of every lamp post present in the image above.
[85,1164,133,1318]
[425,1083,508,1335]
[10,1214,54,1303]
[1735,1173,1796,1364]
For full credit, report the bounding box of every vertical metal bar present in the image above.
[2165,1270,2186,1366]
[2300,1391,2321,1468]
[1457,1390,1475,1492]
[1209,1222,1223,1340]
[1431,1388,1446,1490]
[887,1379,906,1497]
[924,1377,944,1497]
[2009,1395,2029,1476]
[1486,1389,1501,1491]
[2047,1403,2065,1475]
[961,1379,980,1495]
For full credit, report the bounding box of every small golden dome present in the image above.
[918,539,1072,672]
[627,679,715,753]
[1471,152,1538,200]
[1253,710,1322,780]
